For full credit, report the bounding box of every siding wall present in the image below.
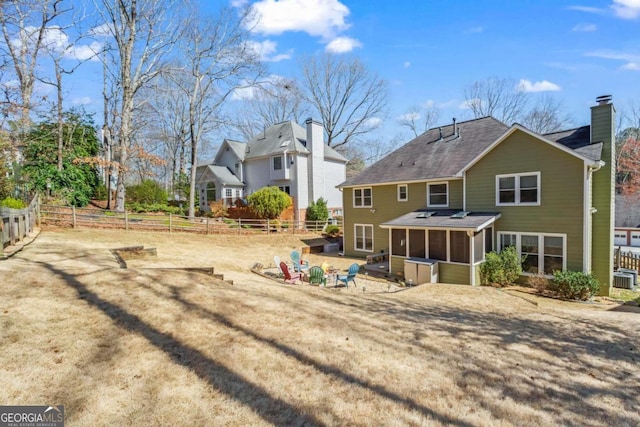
[323,159,346,209]
[439,263,470,284]
[465,130,586,272]
[590,103,615,294]
[342,179,463,257]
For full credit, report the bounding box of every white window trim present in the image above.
[353,187,373,208]
[427,182,449,207]
[397,184,408,202]
[354,223,374,252]
[495,172,541,206]
[497,231,567,277]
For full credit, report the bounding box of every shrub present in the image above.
[125,202,182,214]
[126,180,167,205]
[306,198,329,222]
[479,246,523,286]
[208,200,228,218]
[0,197,26,209]
[551,270,600,300]
[247,186,291,219]
[325,224,341,237]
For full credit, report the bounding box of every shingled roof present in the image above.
[245,121,347,162]
[339,117,509,187]
[544,125,603,161]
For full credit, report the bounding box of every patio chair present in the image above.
[290,250,310,273]
[308,266,327,286]
[336,263,360,288]
[280,262,302,285]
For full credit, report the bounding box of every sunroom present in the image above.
[380,209,501,285]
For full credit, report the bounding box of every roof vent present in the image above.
[416,211,436,218]
[450,211,470,219]
[596,95,612,105]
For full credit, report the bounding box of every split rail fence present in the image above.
[40,205,342,235]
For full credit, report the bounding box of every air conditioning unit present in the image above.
[616,268,638,286]
[613,272,634,289]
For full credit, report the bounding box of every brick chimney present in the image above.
[306,118,325,204]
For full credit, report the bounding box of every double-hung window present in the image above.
[428,183,448,207]
[354,224,373,252]
[397,185,408,202]
[354,188,372,208]
[496,172,540,205]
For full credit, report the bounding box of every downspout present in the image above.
[584,161,604,272]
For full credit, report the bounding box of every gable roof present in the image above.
[244,121,347,162]
[460,124,602,174]
[339,117,508,187]
[196,165,243,186]
[213,139,246,164]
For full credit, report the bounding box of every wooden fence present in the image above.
[614,248,640,272]
[40,205,342,235]
[1,196,40,252]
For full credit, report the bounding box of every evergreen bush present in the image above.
[551,270,600,300]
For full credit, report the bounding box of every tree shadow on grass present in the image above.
[40,261,324,426]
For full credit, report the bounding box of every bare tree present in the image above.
[521,95,572,134]
[233,76,308,140]
[172,6,262,217]
[0,0,65,131]
[463,76,528,125]
[94,0,180,211]
[300,53,388,150]
[397,105,439,138]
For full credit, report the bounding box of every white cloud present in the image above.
[231,84,256,101]
[621,62,640,70]
[68,41,102,61]
[568,5,606,14]
[464,26,485,34]
[611,0,640,19]
[231,74,291,100]
[459,99,479,110]
[89,23,114,37]
[572,23,597,31]
[517,79,561,92]
[246,40,292,62]
[403,61,411,68]
[586,49,640,70]
[422,99,435,109]
[364,117,382,129]
[325,36,362,53]
[397,112,420,122]
[231,0,249,7]
[72,96,92,105]
[247,0,350,39]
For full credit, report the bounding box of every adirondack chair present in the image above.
[308,266,327,286]
[290,250,309,273]
[336,263,359,288]
[280,262,302,284]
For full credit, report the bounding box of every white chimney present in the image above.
[306,118,325,203]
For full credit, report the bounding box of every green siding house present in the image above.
[338,96,615,295]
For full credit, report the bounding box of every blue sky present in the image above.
[220,0,640,140]
[49,0,640,147]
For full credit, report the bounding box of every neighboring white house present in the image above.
[196,118,347,221]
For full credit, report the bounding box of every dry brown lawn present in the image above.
[1,228,639,426]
